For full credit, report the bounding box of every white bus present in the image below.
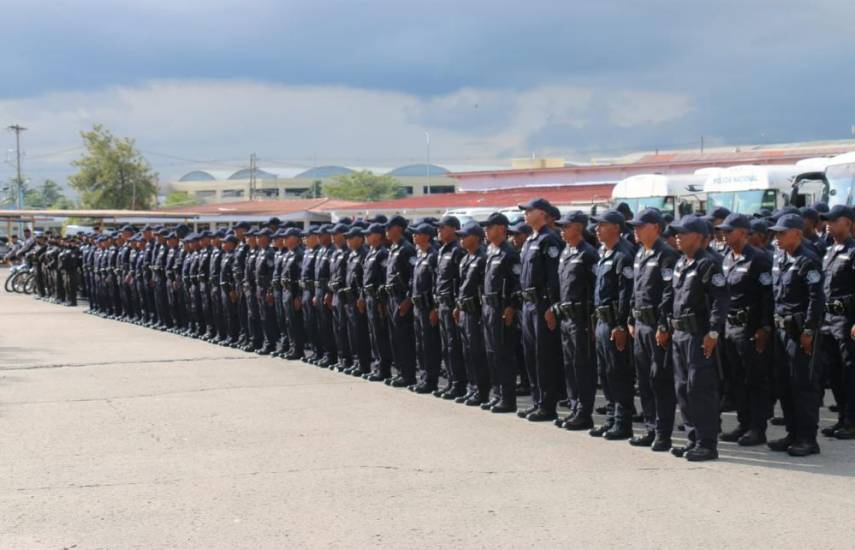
[611,174,706,218]
[702,164,820,215]
[825,152,855,207]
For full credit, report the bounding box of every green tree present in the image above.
[322,171,405,201]
[163,190,199,207]
[23,179,75,209]
[69,124,159,209]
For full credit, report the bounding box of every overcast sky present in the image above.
[2,0,854,185]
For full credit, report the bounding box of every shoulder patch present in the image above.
[547,246,560,258]
[711,273,726,287]
[661,268,674,282]
[758,272,772,286]
[512,264,522,275]
[806,270,821,284]
[408,256,417,266]
[621,266,634,279]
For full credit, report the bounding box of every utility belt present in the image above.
[456,295,481,314]
[437,292,455,307]
[774,313,805,337]
[521,287,547,304]
[316,278,329,293]
[726,307,751,327]
[412,294,431,310]
[300,280,315,292]
[671,313,704,334]
[595,304,618,324]
[558,301,589,321]
[632,306,657,326]
[364,284,386,300]
[337,287,354,300]
[481,293,504,308]
[383,281,405,299]
[826,295,855,316]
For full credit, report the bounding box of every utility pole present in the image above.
[249,153,257,200]
[7,124,27,234]
[425,131,431,195]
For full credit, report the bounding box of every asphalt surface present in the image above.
[1,283,854,549]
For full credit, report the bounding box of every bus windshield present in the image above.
[827,163,855,207]
[614,196,674,215]
[707,190,777,215]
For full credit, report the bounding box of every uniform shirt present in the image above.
[458,248,485,300]
[519,227,563,304]
[329,244,350,294]
[558,239,597,305]
[722,244,773,330]
[254,245,275,290]
[233,242,248,287]
[301,246,319,285]
[363,245,388,293]
[209,247,223,287]
[629,238,679,328]
[484,240,522,304]
[346,245,367,297]
[805,233,828,259]
[281,246,304,294]
[412,247,438,304]
[166,246,179,281]
[822,237,855,330]
[772,243,824,330]
[435,240,465,298]
[386,238,416,299]
[196,247,211,284]
[672,248,728,334]
[220,249,235,290]
[143,240,157,282]
[313,243,335,291]
[594,238,636,326]
[244,248,259,290]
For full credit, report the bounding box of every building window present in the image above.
[195,190,216,201]
[222,189,245,198]
[258,188,280,198]
[402,186,414,195]
[285,188,309,197]
[425,185,455,194]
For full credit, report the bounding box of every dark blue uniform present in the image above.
[281,246,305,358]
[434,240,467,397]
[457,247,489,402]
[363,244,392,378]
[384,238,417,385]
[412,245,442,389]
[300,245,320,358]
[345,245,372,374]
[482,240,521,406]
[329,243,351,369]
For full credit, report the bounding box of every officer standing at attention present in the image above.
[551,211,598,430]
[818,205,855,439]
[766,213,825,456]
[254,228,278,355]
[383,216,418,388]
[481,213,521,413]
[362,223,393,381]
[669,215,729,461]
[717,213,774,446]
[243,230,263,351]
[232,222,252,348]
[410,223,442,393]
[313,226,337,367]
[516,198,563,422]
[626,208,679,451]
[589,209,636,439]
[300,228,321,362]
[219,234,240,346]
[328,224,352,371]
[454,221,490,405]
[344,226,372,376]
[432,216,468,400]
[281,228,306,360]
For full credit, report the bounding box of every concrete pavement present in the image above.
[1,287,854,549]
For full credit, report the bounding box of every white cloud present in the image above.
[0,79,693,183]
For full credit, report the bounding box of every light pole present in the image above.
[425,131,431,195]
[7,124,27,235]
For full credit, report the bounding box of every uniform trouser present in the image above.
[521,300,562,412]
[595,319,634,426]
[154,279,171,327]
[199,283,214,333]
[560,316,596,417]
[144,280,156,322]
[119,277,131,313]
[256,289,278,348]
[63,271,77,305]
[332,294,350,365]
[34,266,46,297]
[211,281,225,338]
[438,303,467,390]
[773,328,822,440]
[284,289,305,356]
[315,289,336,361]
[459,308,488,393]
[672,329,720,448]
[346,300,371,371]
[193,284,205,332]
[820,323,855,426]
[722,324,771,432]
[386,293,417,381]
[245,287,262,344]
[366,295,392,374]
[169,282,186,328]
[236,286,249,341]
[222,289,240,341]
[137,280,149,319]
[302,289,317,353]
[414,305,442,384]
[633,322,676,435]
[483,305,517,399]
[56,271,66,302]
[273,289,289,350]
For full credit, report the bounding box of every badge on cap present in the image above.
[711,273,726,287]
[806,270,821,284]
[759,272,772,286]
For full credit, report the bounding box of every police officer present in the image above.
[243,230,264,351]
[818,205,855,440]
[219,234,241,346]
[271,229,290,357]
[232,222,252,348]
[481,213,521,413]
[254,228,278,355]
[669,215,729,461]
[626,207,678,450]
[432,216,468,400]
[362,223,393,381]
[313,225,338,367]
[301,228,321,362]
[208,231,227,343]
[383,216,418,388]
[454,221,490,405]
[328,223,352,371]
[410,223,442,393]
[589,209,636,439]
[717,213,774,446]
[344,226,372,376]
[281,228,306,359]
[551,211,598,429]
[516,198,563,422]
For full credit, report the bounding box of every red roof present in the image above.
[158,198,360,216]
[337,184,615,211]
